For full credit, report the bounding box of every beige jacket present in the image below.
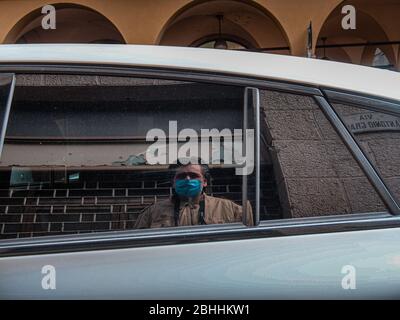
[134,194,254,228]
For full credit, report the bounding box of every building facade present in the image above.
[1,0,400,70]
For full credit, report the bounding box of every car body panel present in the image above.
[0,227,399,299]
[0,44,400,102]
[0,47,399,299]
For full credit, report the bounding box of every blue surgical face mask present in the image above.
[175,179,203,198]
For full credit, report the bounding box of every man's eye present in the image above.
[189,173,201,179]
[175,173,200,179]
[176,173,187,179]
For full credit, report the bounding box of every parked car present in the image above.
[0,44,399,299]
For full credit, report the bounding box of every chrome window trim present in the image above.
[323,88,400,117]
[242,88,249,225]
[242,87,261,226]
[0,212,399,257]
[0,63,322,96]
[0,73,15,158]
[254,88,261,226]
[314,95,400,215]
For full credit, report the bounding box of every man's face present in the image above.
[173,164,208,189]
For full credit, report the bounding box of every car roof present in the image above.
[1,44,400,102]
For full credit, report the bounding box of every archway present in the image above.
[158,0,290,55]
[4,3,125,44]
[316,0,397,68]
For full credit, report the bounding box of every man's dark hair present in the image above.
[168,157,210,183]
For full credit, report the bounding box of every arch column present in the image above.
[254,0,343,56]
[396,46,400,71]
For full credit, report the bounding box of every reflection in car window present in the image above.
[331,102,400,205]
[259,90,388,219]
[134,159,254,229]
[0,74,263,239]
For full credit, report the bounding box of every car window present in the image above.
[259,89,388,219]
[1,74,391,240]
[0,74,262,239]
[330,101,400,205]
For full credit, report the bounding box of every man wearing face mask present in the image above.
[134,158,254,228]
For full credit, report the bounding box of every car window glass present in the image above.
[259,89,388,219]
[331,102,400,205]
[0,74,259,239]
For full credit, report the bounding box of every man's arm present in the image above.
[232,200,254,226]
[134,205,154,229]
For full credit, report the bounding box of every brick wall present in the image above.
[0,166,281,239]
[0,74,283,239]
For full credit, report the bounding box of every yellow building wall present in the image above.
[0,0,343,55]
[0,0,399,67]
